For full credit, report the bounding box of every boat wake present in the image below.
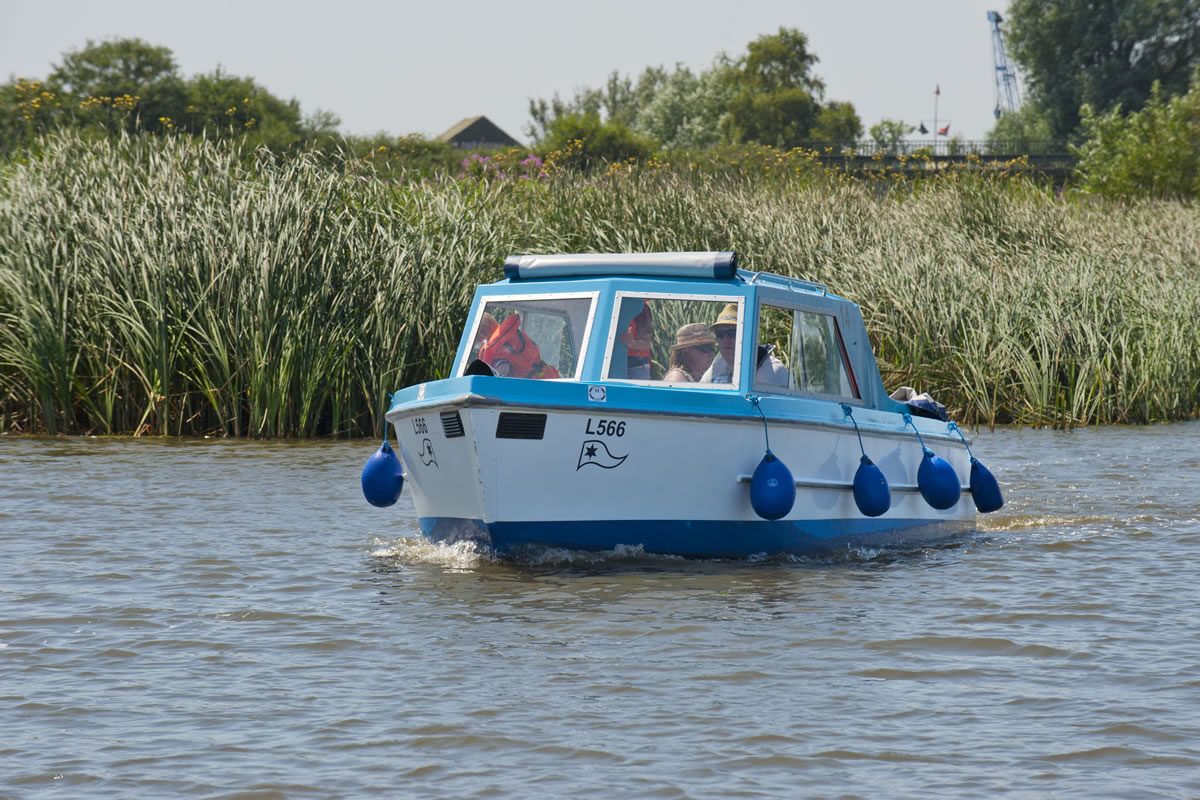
[368,532,976,572]
[369,534,690,570]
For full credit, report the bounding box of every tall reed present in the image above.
[1,130,1197,436]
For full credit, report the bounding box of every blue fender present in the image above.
[853,456,891,517]
[750,452,795,520]
[362,441,404,507]
[917,450,960,510]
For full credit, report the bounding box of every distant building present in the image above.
[438,115,520,149]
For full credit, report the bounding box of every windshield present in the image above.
[462,294,595,379]
[603,293,743,388]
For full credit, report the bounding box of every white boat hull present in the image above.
[389,401,975,557]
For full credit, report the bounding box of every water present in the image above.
[2,425,1199,799]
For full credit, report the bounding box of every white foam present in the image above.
[370,536,496,570]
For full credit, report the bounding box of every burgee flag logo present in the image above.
[577,439,628,470]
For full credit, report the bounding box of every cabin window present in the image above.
[463,294,595,380]
[603,294,742,388]
[756,303,859,398]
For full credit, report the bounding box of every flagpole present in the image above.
[933,85,939,156]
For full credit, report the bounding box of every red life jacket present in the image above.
[627,303,652,359]
[478,314,561,379]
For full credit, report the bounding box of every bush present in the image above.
[536,112,655,171]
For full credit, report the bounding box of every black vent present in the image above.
[496,412,546,440]
[440,410,464,438]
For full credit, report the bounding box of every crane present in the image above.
[988,10,1021,118]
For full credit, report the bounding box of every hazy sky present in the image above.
[2,0,1018,145]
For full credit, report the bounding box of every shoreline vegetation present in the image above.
[1,130,1198,438]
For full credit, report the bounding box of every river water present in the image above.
[2,425,1198,799]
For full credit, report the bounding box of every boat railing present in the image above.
[744,271,828,296]
[734,474,973,495]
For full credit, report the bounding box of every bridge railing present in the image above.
[801,139,1071,158]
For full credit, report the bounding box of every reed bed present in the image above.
[2,131,1197,436]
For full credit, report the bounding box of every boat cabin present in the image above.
[453,252,897,413]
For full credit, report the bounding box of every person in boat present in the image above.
[663,323,716,383]
[478,314,561,379]
[700,302,788,385]
[619,300,653,380]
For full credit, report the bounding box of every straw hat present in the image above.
[710,302,739,330]
[670,322,715,352]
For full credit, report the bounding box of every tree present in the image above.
[526,87,604,142]
[721,27,829,148]
[810,101,863,149]
[600,67,668,128]
[48,38,187,134]
[984,104,1055,154]
[181,69,303,151]
[634,61,737,149]
[526,66,669,142]
[1073,68,1200,199]
[723,88,818,148]
[1007,0,1200,140]
[740,26,824,96]
[300,108,342,140]
[869,119,913,154]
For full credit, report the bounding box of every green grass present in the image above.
[1,130,1198,436]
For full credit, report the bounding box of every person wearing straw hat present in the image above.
[663,323,716,383]
[700,302,788,385]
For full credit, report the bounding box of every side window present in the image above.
[756,305,793,388]
[757,303,858,398]
[605,295,741,387]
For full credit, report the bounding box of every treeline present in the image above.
[525,26,862,159]
[1,129,1198,438]
[0,37,480,176]
[0,29,863,177]
[4,6,1200,198]
[1,38,332,152]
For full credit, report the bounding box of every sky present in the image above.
[2,0,1019,145]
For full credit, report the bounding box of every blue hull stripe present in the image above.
[418,517,971,558]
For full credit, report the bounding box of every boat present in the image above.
[361,251,1003,558]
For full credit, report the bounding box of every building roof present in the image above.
[438,115,520,147]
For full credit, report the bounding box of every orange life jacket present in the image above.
[478,314,561,379]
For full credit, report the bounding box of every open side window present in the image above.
[755,303,859,398]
